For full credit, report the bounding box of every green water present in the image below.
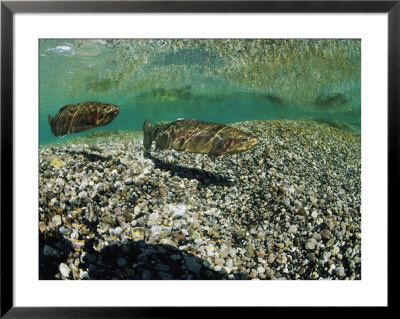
[39,39,361,145]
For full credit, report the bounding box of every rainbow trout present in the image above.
[143,118,259,160]
[48,102,120,137]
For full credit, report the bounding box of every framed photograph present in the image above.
[1,0,393,316]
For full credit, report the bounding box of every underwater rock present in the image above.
[117,258,127,267]
[51,157,65,167]
[70,239,85,252]
[166,204,187,219]
[305,238,318,250]
[131,227,145,241]
[184,256,201,274]
[59,263,71,278]
[143,118,259,160]
[87,130,122,139]
[43,245,59,257]
[39,119,361,280]
[287,225,298,234]
[48,102,120,137]
[296,207,307,216]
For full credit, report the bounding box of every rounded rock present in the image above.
[59,263,71,278]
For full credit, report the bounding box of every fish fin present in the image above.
[48,115,52,125]
[143,118,153,151]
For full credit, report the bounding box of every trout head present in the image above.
[227,134,260,154]
[93,104,120,126]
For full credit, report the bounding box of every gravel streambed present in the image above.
[39,119,361,280]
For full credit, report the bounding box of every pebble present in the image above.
[52,215,62,226]
[70,239,85,251]
[114,181,122,189]
[43,245,59,257]
[131,227,145,241]
[305,238,318,250]
[311,211,318,218]
[155,264,170,272]
[159,271,173,280]
[78,191,87,199]
[214,258,224,266]
[326,237,336,247]
[59,263,71,278]
[39,222,47,232]
[184,256,201,274]
[321,229,331,239]
[141,270,152,280]
[288,225,297,234]
[150,226,162,236]
[39,120,361,280]
[310,196,318,205]
[331,246,340,256]
[51,157,64,168]
[219,245,230,259]
[257,266,265,273]
[268,253,277,264]
[79,269,90,279]
[296,207,307,216]
[83,253,97,264]
[117,258,127,267]
[327,219,335,230]
[336,266,345,277]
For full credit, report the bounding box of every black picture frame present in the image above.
[1,1,394,317]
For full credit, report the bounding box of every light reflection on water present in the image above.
[39,39,361,145]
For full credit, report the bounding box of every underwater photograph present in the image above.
[39,39,361,280]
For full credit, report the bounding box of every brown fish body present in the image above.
[143,118,259,159]
[48,102,120,137]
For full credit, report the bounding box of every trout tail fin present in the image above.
[143,118,153,151]
[48,115,58,137]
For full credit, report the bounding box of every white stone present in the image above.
[181,229,189,236]
[52,215,62,226]
[114,181,122,189]
[79,270,90,279]
[150,226,162,235]
[306,238,318,250]
[311,211,318,218]
[257,266,265,273]
[78,191,87,199]
[288,225,297,234]
[59,263,70,278]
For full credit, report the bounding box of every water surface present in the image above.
[39,39,361,144]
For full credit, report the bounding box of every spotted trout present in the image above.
[143,118,259,160]
[48,102,120,137]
